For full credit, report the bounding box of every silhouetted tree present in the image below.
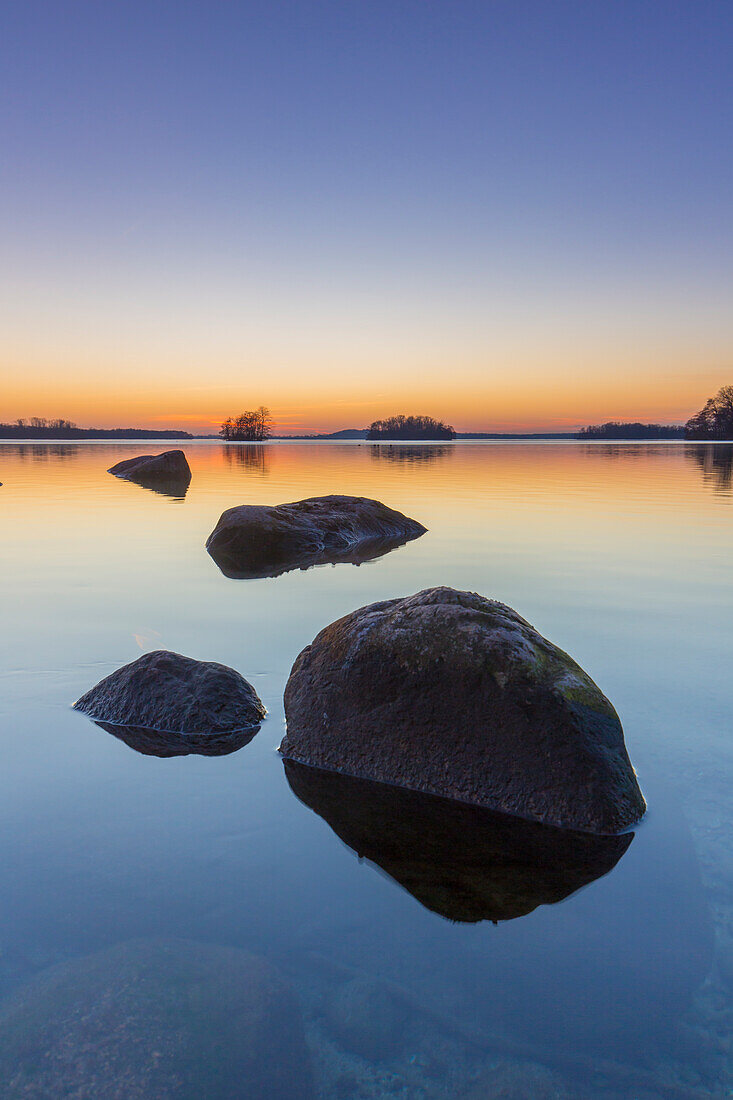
[220,407,273,441]
[367,414,455,441]
[685,386,733,440]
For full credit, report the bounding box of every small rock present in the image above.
[74,650,266,737]
[108,449,191,493]
[206,494,426,579]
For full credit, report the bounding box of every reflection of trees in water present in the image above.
[576,444,674,461]
[688,444,733,494]
[370,444,453,464]
[222,444,270,476]
[5,444,80,461]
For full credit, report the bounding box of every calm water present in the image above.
[0,441,731,1098]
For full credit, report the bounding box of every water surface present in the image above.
[0,441,731,1098]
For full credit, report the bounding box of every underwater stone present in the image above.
[108,449,191,490]
[74,650,265,736]
[280,587,646,834]
[206,494,426,579]
[0,938,314,1099]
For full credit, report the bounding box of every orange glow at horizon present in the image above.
[1,369,725,435]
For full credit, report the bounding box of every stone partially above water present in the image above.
[281,587,646,834]
[206,494,426,579]
[74,650,266,737]
[108,449,191,493]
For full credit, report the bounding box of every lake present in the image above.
[0,441,731,1098]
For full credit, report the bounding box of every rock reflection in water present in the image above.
[95,720,260,758]
[208,530,422,579]
[283,760,632,922]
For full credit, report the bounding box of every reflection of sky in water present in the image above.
[0,442,730,1095]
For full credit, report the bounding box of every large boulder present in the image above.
[74,650,266,737]
[284,760,633,922]
[206,494,426,579]
[281,587,646,834]
[108,449,191,493]
[0,938,314,1099]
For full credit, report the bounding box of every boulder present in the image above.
[108,449,191,493]
[206,494,426,579]
[284,760,633,922]
[0,938,314,1099]
[281,587,646,834]
[74,650,265,737]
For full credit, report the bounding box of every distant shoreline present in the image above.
[2,436,727,446]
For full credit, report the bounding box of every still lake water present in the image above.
[0,441,731,1098]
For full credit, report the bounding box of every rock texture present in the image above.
[74,650,265,736]
[284,760,633,922]
[108,449,191,493]
[0,938,314,1099]
[281,587,646,833]
[206,494,426,579]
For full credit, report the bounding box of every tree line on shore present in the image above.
[5,386,732,443]
[577,422,685,440]
[0,417,191,440]
[684,385,733,440]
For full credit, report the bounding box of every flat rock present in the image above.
[74,650,265,736]
[108,449,191,493]
[284,760,632,922]
[206,494,426,579]
[281,587,646,834]
[0,938,314,1099]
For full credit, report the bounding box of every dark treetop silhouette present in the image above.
[220,407,273,441]
[685,385,733,439]
[367,414,455,441]
[577,422,684,440]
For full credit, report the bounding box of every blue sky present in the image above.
[2,1,732,430]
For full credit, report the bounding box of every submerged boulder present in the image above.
[206,494,426,579]
[284,760,633,922]
[0,938,314,1099]
[281,587,646,834]
[74,650,265,737]
[108,449,191,493]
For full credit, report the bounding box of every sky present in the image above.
[1,0,732,433]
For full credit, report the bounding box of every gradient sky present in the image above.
[2,1,732,433]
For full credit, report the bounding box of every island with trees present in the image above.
[367,415,455,441]
[685,385,733,439]
[220,407,273,441]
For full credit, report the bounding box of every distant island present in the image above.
[367,415,456,441]
[0,418,191,440]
